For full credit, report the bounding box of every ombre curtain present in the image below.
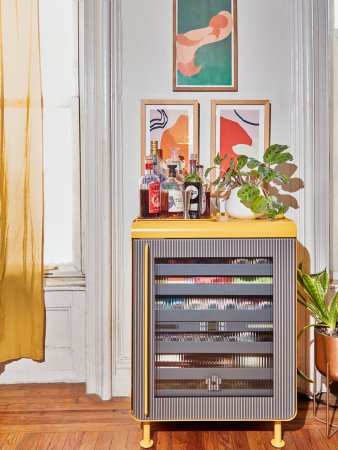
[0,0,44,363]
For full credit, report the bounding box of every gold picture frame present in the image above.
[211,100,271,176]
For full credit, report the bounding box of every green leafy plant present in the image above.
[297,264,338,382]
[205,144,293,219]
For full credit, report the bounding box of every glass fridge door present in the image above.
[154,257,274,398]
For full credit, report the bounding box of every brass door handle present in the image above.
[144,242,149,417]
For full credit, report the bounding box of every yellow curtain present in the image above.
[0,0,44,363]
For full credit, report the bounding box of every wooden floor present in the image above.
[0,384,337,449]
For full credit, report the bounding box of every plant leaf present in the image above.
[274,172,289,184]
[237,184,260,203]
[237,155,248,171]
[204,167,214,178]
[270,152,293,164]
[213,153,221,165]
[302,274,329,323]
[257,165,276,183]
[251,195,268,213]
[328,290,338,330]
[263,144,289,163]
[247,158,261,169]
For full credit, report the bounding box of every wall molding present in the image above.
[289,0,330,393]
[84,0,113,400]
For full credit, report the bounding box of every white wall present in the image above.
[119,0,293,390]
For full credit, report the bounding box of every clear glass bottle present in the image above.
[196,164,211,218]
[166,164,184,218]
[139,159,160,219]
[151,142,168,218]
[150,140,159,176]
[184,155,202,219]
[166,147,185,182]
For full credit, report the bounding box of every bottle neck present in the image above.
[189,161,196,174]
[145,163,154,174]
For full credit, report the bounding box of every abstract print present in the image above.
[148,108,190,166]
[218,108,260,169]
[175,0,236,89]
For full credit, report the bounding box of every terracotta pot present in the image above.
[225,187,264,220]
[314,329,338,381]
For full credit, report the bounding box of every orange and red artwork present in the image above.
[142,101,198,170]
[212,101,270,172]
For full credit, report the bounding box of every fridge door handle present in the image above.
[144,242,149,417]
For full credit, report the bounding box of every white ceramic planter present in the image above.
[225,187,264,220]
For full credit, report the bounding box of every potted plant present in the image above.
[297,265,338,383]
[206,144,293,219]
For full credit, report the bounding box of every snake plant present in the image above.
[297,264,338,382]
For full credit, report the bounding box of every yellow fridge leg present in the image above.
[271,421,285,448]
[140,422,154,449]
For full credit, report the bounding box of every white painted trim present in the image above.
[290,0,330,394]
[109,0,130,396]
[83,0,113,400]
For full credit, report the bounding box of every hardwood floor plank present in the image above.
[230,429,251,450]
[201,430,233,450]
[110,431,128,449]
[301,429,330,450]
[0,433,25,450]
[12,433,41,450]
[246,430,271,450]
[79,431,99,449]
[125,430,141,450]
[290,429,313,450]
[46,433,68,450]
[93,432,114,449]
[62,432,84,450]
[154,431,172,450]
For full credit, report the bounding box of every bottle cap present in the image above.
[151,140,158,155]
[167,164,177,176]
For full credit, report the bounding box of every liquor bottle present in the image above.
[165,147,189,182]
[150,140,159,176]
[166,164,184,218]
[150,141,168,218]
[139,158,160,218]
[184,155,202,219]
[196,164,211,218]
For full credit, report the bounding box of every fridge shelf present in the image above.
[156,341,273,354]
[155,367,273,380]
[155,263,273,277]
[155,309,273,322]
[155,284,273,296]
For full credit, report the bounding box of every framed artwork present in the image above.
[211,100,271,174]
[141,100,199,171]
[173,0,238,91]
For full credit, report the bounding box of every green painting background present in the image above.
[177,0,233,87]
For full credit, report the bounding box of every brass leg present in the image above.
[140,421,154,449]
[326,363,329,438]
[313,363,338,438]
[271,421,285,448]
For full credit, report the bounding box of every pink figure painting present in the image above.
[176,11,233,77]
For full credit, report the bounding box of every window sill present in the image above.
[44,265,86,291]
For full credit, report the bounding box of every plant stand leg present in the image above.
[271,421,285,448]
[140,421,154,449]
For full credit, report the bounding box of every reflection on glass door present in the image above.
[154,257,273,397]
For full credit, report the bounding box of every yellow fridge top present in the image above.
[131,216,297,239]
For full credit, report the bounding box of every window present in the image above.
[39,0,82,274]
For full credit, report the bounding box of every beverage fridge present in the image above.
[131,218,297,448]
